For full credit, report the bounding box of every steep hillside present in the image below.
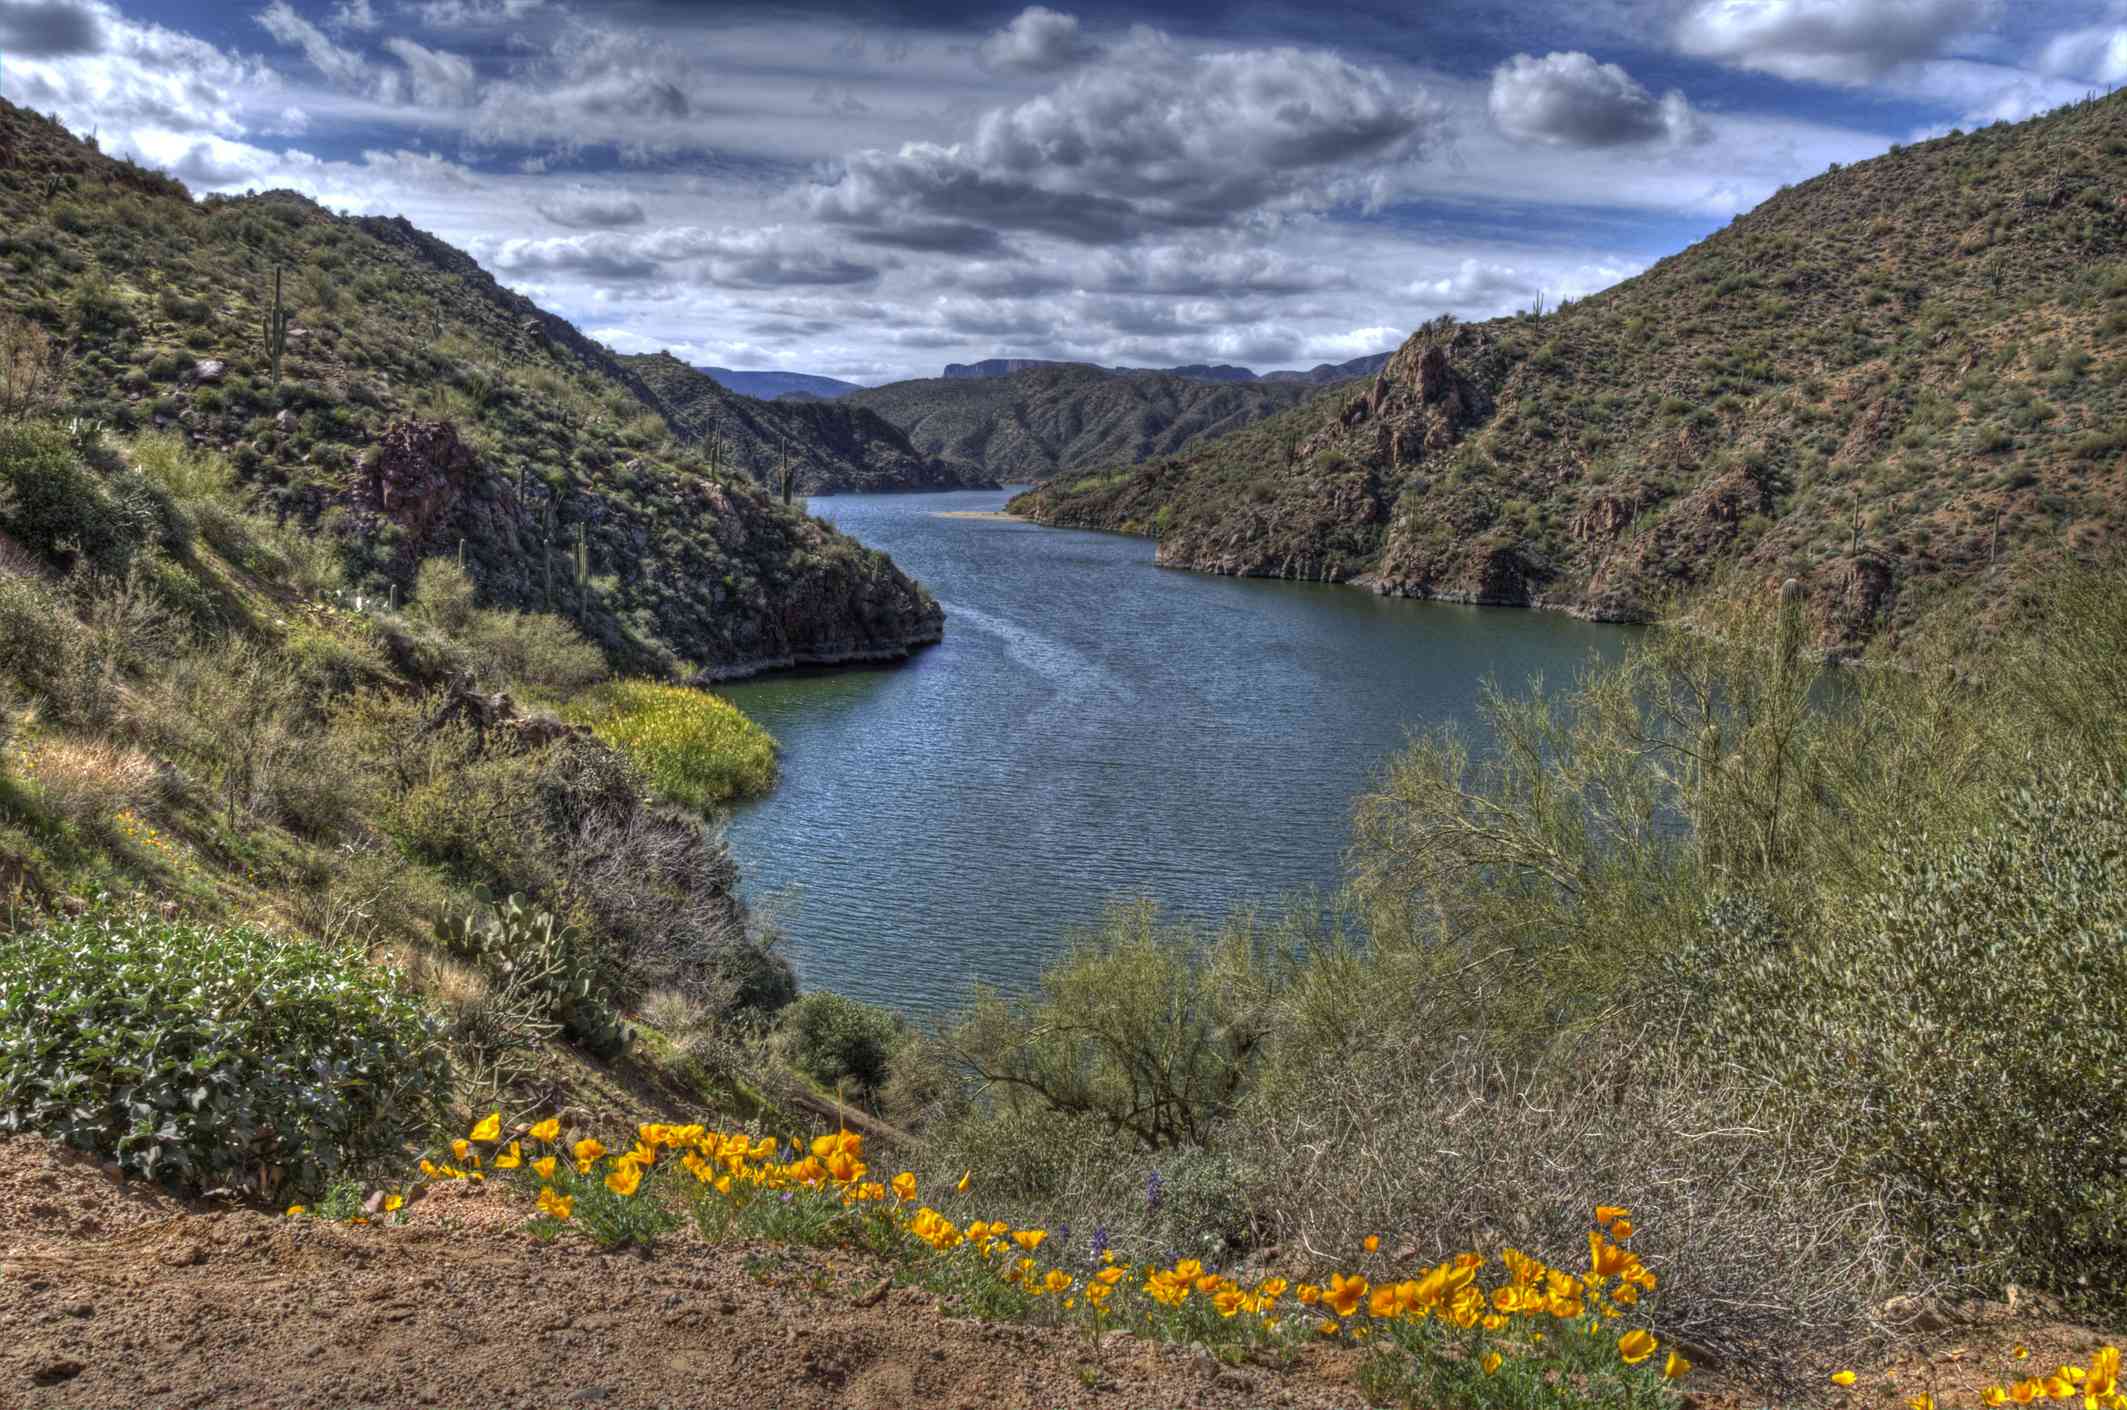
[0,100,940,679]
[1014,93,2127,651]
[848,364,1319,484]
[623,353,994,495]
[698,366,862,400]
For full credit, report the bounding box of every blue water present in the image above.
[720,488,1626,1019]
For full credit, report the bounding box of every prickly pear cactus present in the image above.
[434,893,631,1060]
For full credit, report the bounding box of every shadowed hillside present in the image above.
[623,353,996,496]
[1014,92,2127,652]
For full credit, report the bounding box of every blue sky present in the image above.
[1,0,2119,381]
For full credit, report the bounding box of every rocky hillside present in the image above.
[1014,92,2127,652]
[698,366,862,400]
[0,99,941,679]
[622,353,993,496]
[847,364,1319,484]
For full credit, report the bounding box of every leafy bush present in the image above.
[785,990,904,1098]
[128,430,234,503]
[0,421,147,572]
[563,680,777,811]
[410,557,604,691]
[0,910,449,1193]
[1664,775,2127,1311]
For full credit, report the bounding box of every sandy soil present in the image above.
[2,1136,2115,1410]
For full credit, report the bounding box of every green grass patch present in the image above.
[563,679,777,811]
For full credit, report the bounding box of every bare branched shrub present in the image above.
[0,315,61,424]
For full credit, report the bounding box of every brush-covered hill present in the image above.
[846,364,1320,484]
[1014,93,2127,652]
[621,352,995,495]
[0,100,940,679]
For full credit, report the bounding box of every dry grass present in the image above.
[14,734,162,826]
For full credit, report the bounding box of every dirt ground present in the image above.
[1,1136,2116,1410]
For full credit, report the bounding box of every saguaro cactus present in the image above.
[263,265,292,388]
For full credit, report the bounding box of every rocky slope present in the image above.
[1014,93,2127,652]
[847,364,1320,484]
[623,353,994,496]
[0,100,940,678]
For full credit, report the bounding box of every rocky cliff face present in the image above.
[341,419,941,680]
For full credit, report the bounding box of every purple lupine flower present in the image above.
[1146,1169,1163,1212]
[1055,1221,1071,1251]
[1088,1225,1110,1267]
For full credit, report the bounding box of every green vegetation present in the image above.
[563,679,779,811]
[847,363,1318,485]
[912,568,2127,1381]
[782,990,906,1102]
[0,908,448,1190]
[0,98,940,678]
[1015,91,2127,654]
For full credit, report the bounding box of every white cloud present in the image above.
[1674,0,2002,83]
[255,0,369,89]
[808,38,1446,247]
[978,6,1100,74]
[1489,51,1708,147]
[2037,24,2127,84]
[329,0,377,32]
[382,36,478,106]
[408,0,544,28]
[534,186,647,228]
[488,226,883,289]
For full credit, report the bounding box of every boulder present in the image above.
[191,359,225,385]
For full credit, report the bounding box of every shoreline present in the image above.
[931,510,1026,521]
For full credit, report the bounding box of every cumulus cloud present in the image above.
[808,40,1446,247]
[535,188,648,228]
[329,0,377,32]
[489,227,882,289]
[1673,0,2002,83]
[2037,25,2127,84]
[1489,51,1708,147]
[9,5,271,141]
[0,0,103,57]
[978,6,1099,74]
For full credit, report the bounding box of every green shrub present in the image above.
[0,421,146,572]
[0,909,450,1194]
[1663,775,2127,1311]
[563,680,777,811]
[128,430,233,503]
[786,990,904,1099]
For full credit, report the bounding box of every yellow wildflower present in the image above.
[956,1169,971,1194]
[285,1205,305,1216]
[573,1137,605,1173]
[1013,1229,1048,1253]
[605,1158,643,1197]
[1618,1329,1658,1365]
[1043,1270,1073,1296]
[1831,1371,1858,1387]
[470,1111,501,1142]
[1664,1350,1691,1381]
[891,1172,918,1202]
[383,1194,404,1214]
[1363,1234,1380,1253]
[536,1186,573,1220]
[494,1141,522,1170]
[1324,1273,1369,1319]
[533,1156,557,1182]
[529,1117,561,1144]
[1481,1352,1503,1375]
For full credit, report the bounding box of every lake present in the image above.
[719,488,1626,1021]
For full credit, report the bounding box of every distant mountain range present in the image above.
[698,368,865,401]
[844,364,1324,485]
[630,354,995,494]
[941,354,1393,385]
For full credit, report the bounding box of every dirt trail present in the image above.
[3,1136,2115,1410]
